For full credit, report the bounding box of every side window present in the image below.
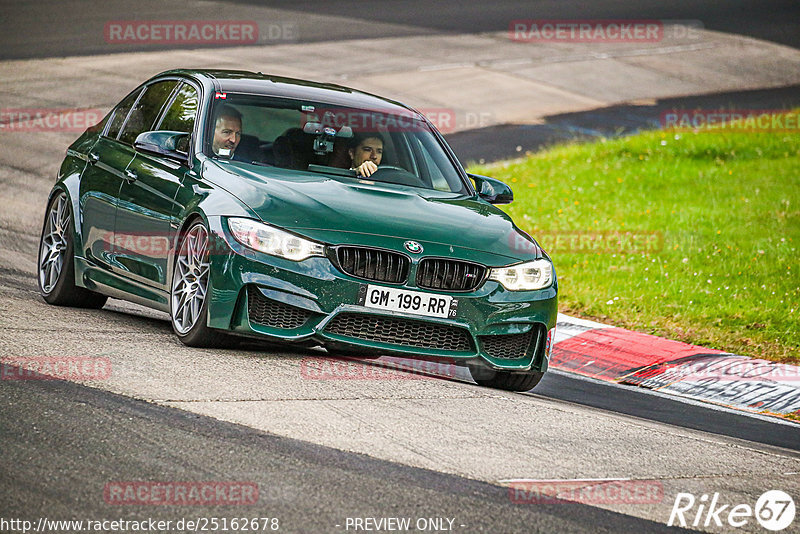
[410,135,449,191]
[106,88,142,139]
[158,83,199,135]
[118,80,179,145]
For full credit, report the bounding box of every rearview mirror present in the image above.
[469,173,513,204]
[134,130,190,164]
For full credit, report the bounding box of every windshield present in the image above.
[203,94,469,194]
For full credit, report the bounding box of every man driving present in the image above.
[348,132,384,177]
[211,105,242,158]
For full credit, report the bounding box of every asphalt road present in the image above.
[535,371,800,452]
[0,375,692,534]
[1,270,799,531]
[447,84,800,163]
[2,0,799,59]
[2,2,800,533]
[261,0,800,48]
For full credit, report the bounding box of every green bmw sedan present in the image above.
[38,69,557,391]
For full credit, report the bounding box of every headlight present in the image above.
[227,218,325,261]
[488,259,553,291]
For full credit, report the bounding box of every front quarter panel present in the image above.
[166,156,261,311]
[179,158,261,222]
[57,153,89,244]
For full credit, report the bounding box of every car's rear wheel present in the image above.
[468,363,544,392]
[38,191,107,308]
[171,220,236,347]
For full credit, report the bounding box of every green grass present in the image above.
[469,120,800,363]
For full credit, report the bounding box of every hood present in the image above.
[204,160,542,262]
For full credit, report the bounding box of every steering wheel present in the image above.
[368,165,423,187]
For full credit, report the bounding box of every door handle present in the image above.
[88,152,100,164]
[124,169,138,183]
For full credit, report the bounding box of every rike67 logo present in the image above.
[668,490,795,531]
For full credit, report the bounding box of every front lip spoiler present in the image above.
[311,304,540,372]
[313,303,478,357]
[314,303,475,337]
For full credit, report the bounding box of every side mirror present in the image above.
[469,173,513,204]
[134,130,190,164]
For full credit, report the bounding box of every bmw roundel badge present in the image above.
[404,241,423,254]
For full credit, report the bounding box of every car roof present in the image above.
[158,69,419,116]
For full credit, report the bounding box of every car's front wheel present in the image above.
[38,191,107,308]
[170,220,235,347]
[468,363,544,392]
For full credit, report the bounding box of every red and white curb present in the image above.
[324,313,800,421]
[552,313,800,420]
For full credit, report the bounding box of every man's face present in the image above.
[212,115,242,157]
[349,137,383,167]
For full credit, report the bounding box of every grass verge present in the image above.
[469,117,799,363]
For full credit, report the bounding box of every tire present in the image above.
[468,363,544,392]
[170,219,237,348]
[38,191,107,309]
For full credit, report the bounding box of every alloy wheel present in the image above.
[38,192,70,294]
[171,223,210,335]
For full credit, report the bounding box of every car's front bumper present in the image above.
[205,217,558,372]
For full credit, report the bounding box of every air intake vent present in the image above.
[416,258,486,291]
[479,327,541,360]
[325,313,473,352]
[248,288,313,329]
[335,247,409,284]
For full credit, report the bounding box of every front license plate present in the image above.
[358,285,458,319]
